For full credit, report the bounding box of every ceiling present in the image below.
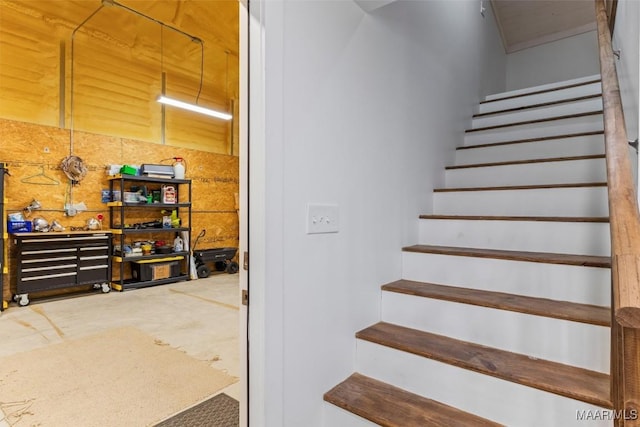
[2,0,598,82]
[490,0,597,53]
[0,0,239,99]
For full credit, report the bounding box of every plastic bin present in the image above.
[131,260,180,281]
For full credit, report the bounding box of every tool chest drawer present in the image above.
[12,231,113,306]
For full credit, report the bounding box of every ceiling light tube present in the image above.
[157,96,232,120]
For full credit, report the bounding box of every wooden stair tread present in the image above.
[466,111,603,133]
[480,79,601,104]
[382,280,610,326]
[474,94,602,118]
[446,154,605,170]
[457,130,604,150]
[324,373,503,427]
[418,214,609,223]
[434,182,607,192]
[402,244,611,268]
[357,322,612,408]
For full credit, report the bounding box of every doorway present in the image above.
[0,0,245,425]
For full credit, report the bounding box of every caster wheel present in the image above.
[226,261,239,274]
[17,295,29,307]
[214,261,227,272]
[197,264,211,278]
[101,283,111,293]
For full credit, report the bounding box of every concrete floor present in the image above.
[0,274,240,426]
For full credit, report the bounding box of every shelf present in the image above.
[110,227,190,235]
[111,275,190,291]
[107,202,191,208]
[108,174,190,184]
[112,253,187,263]
[109,174,191,292]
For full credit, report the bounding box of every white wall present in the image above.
[506,31,600,90]
[613,0,640,143]
[250,1,505,426]
[612,0,640,198]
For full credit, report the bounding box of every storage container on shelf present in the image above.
[172,158,186,179]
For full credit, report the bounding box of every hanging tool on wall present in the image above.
[22,199,42,217]
[20,165,60,186]
[61,155,87,216]
[60,155,87,186]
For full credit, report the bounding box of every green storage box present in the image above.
[120,165,138,175]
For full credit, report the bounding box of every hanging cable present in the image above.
[69,3,105,156]
[195,39,205,104]
[160,24,164,78]
[103,0,201,43]
[104,0,206,107]
[67,3,104,200]
[225,50,230,107]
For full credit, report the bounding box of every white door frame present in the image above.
[240,1,273,426]
[241,1,288,425]
[238,1,249,426]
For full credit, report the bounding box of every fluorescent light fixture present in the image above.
[157,95,232,121]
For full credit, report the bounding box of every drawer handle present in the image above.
[23,264,77,273]
[80,246,110,251]
[22,249,76,255]
[22,236,109,243]
[22,256,76,264]
[22,272,77,281]
[80,255,109,261]
[80,265,108,271]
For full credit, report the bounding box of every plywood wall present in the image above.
[1,118,239,302]
[0,0,240,156]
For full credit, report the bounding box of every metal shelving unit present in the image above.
[108,175,192,291]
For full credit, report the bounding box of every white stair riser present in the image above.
[478,82,602,115]
[484,74,600,102]
[473,98,603,129]
[455,134,604,165]
[382,292,609,372]
[464,114,604,146]
[418,219,610,256]
[434,186,609,217]
[356,340,612,427]
[402,251,610,306]
[324,404,379,427]
[446,158,606,188]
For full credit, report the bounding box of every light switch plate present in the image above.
[307,204,339,234]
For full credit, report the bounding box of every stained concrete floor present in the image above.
[0,274,240,426]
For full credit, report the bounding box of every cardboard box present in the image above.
[7,220,32,233]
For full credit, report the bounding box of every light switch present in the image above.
[307,204,339,234]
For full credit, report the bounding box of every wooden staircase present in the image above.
[324,75,616,426]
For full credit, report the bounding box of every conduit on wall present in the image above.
[64,0,212,209]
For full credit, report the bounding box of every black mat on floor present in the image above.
[155,393,239,427]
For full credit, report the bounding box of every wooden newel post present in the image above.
[622,327,640,426]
